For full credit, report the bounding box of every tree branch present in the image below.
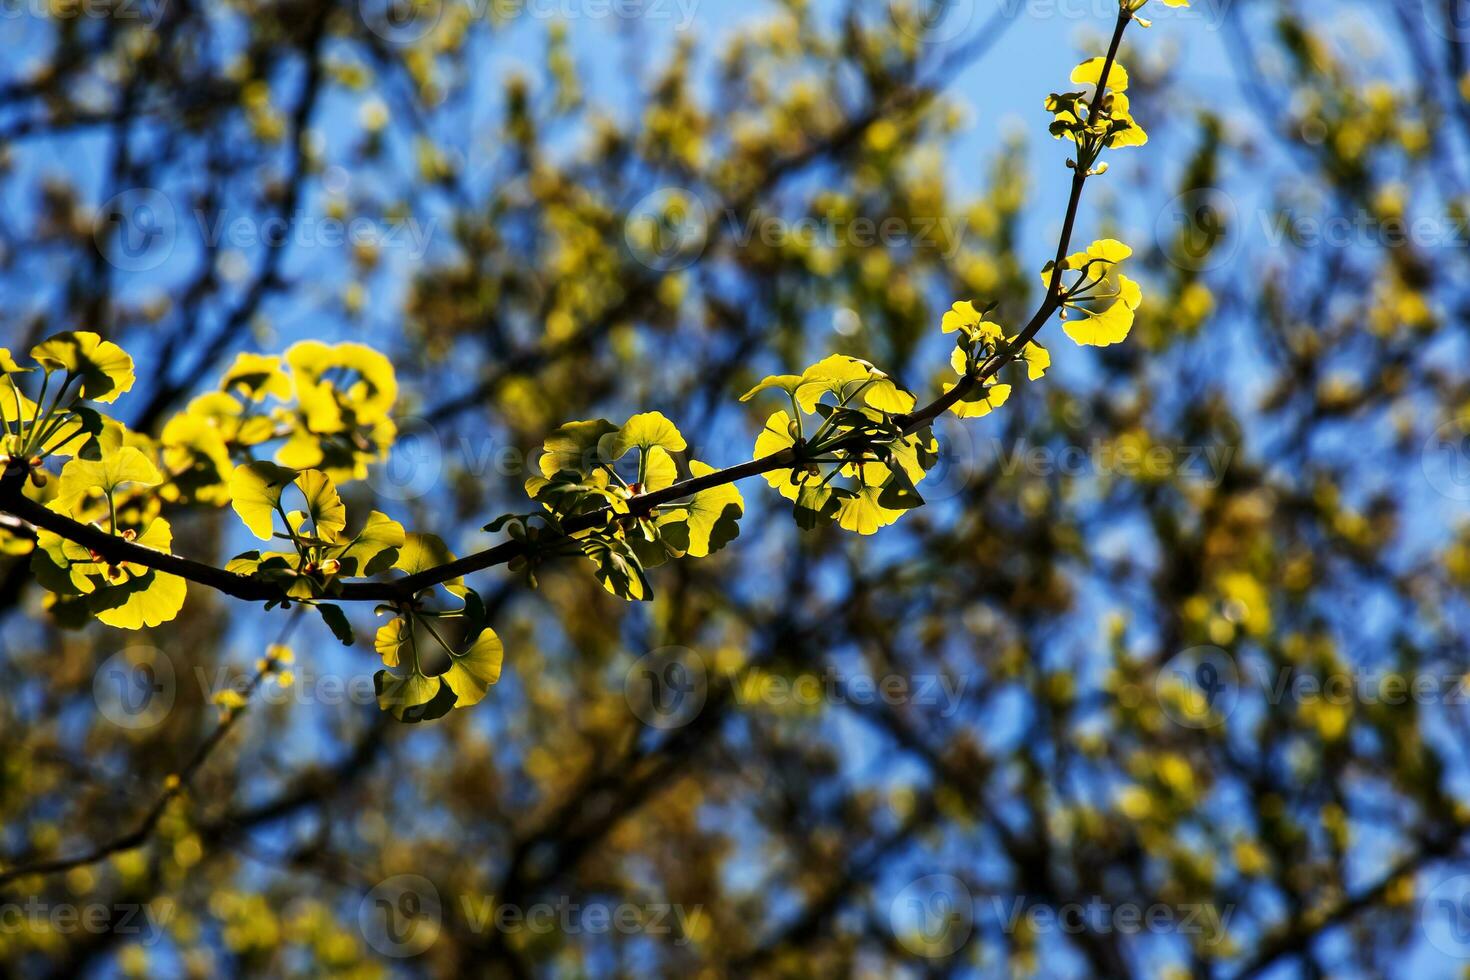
[0,8,1132,617]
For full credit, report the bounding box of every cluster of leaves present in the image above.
[517,412,744,600]
[3,335,404,628]
[372,560,503,724]
[0,14,1161,728]
[743,356,937,534]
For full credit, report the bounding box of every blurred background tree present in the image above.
[2,0,1470,976]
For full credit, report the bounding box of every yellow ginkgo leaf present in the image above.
[375,617,411,668]
[598,411,687,462]
[1071,57,1129,93]
[228,460,298,540]
[294,469,346,542]
[945,382,1012,419]
[755,410,801,501]
[1017,340,1051,380]
[834,483,903,536]
[220,352,292,402]
[92,567,187,629]
[739,374,803,402]
[29,331,135,404]
[941,301,1003,343]
[643,445,679,492]
[1064,275,1143,347]
[55,447,162,516]
[538,418,618,477]
[442,628,504,707]
[684,460,743,557]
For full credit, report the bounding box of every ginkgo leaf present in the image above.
[55,447,161,516]
[643,445,679,492]
[1071,57,1128,93]
[375,668,444,719]
[598,411,687,462]
[294,469,346,543]
[29,331,135,403]
[1018,340,1051,380]
[862,373,916,414]
[286,340,398,429]
[394,532,466,596]
[375,617,411,668]
[92,568,188,629]
[442,627,504,707]
[220,352,292,401]
[794,354,870,413]
[739,374,803,402]
[0,349,29,374]
[945,382,1013,419]
[684,461,743,557]
[581,536,652,600]
[1064,275,1142,347]
[229,461,298,540]
[941,301,1003,343]
[538,418,618,477]
[834,483,902,535]
[159,414,232,505]
[338,511,405,577]
[755,410,801,502]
